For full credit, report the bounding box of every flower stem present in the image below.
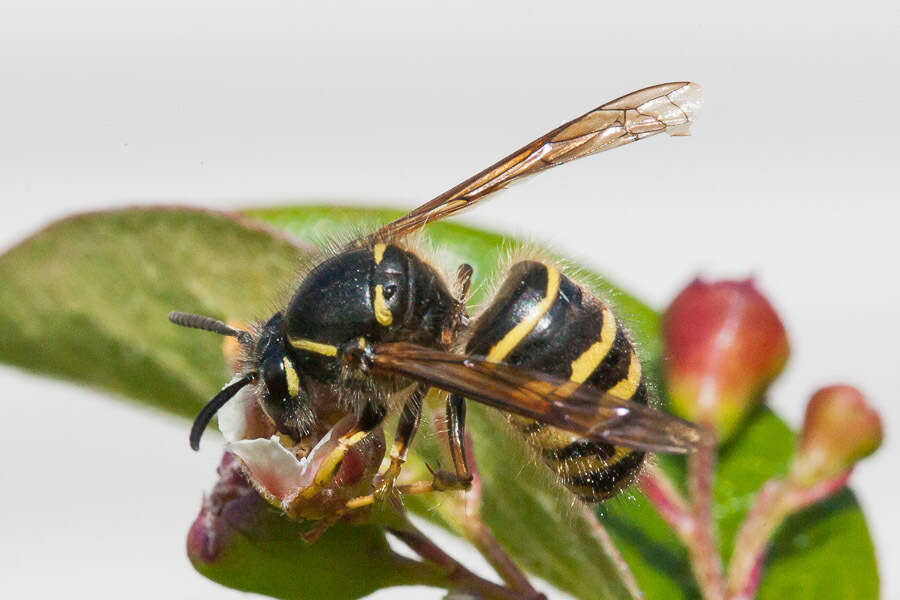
[687,432,727,600]
[641,434,726,600]
[726,470,851,599]
[639,464,692,537]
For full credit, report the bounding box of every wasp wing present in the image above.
[353,82,702,248]
[369,342,703,454]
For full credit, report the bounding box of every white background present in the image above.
[1,1,897,598]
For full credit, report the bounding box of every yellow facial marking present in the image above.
[373,243,387,264]
[487,266,560,363]
[569,305,618,383]
[373,284,394,326]
[289,337,338,357]
[283,357,300,398]
[607,352,642,399]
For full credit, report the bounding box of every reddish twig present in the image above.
[687,433,727,600]
[726,470,852,600]
[641,433,727,600]
[639,464,692,537]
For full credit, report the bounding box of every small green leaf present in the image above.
[0,205,879,600]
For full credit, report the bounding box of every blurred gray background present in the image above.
[1,1,897,598]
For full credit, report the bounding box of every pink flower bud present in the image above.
[790,385,882,487]
[663,279,789,440]
[187,453,264,565]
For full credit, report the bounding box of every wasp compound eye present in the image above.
[262,353,288,399]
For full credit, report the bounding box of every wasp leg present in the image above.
[431,392,474,490]
[295,403,387,504]
[455,263,474,302]
[372,383,428,502]
[434,264,475,490]
[346,479,443,510]
[348,392,473,509]
[297,428,371,502]
[300,513,341,544]
[441,263,474,348]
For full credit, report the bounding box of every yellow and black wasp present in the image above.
[170,82,704,520]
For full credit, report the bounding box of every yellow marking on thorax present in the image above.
[289,337,338,357]
[373,243,387,264]
[569,305,618,383]
[486,266,560,363]
[607,351,642,399]
[374,284,393,326]
[283,357,300,398]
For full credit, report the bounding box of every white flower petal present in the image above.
[217,382,254,443]
[226,436,304,502]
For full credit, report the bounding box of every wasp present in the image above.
[170,82,704,529]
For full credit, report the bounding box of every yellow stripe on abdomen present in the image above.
[569,304,618,383]
[486,266,560,363]
[607,351,642,399]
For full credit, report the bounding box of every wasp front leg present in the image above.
[367,382,427,502]
[431,392,474,490]
[431,263,476,490]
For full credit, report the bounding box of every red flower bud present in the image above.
[187,453,264,565]
[790,385,882,487]
[663,278,789,440]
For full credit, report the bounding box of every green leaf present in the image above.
[0,208,304,419]
[0,205,878,599]
[0,208,435,599]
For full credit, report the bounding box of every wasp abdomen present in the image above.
[466,260,648,501]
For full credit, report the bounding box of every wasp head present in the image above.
[168,310,312,450]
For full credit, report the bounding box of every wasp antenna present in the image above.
[169,311,252,344]
[190,375,255,451]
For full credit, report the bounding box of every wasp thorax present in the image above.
[283,244,458,383]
